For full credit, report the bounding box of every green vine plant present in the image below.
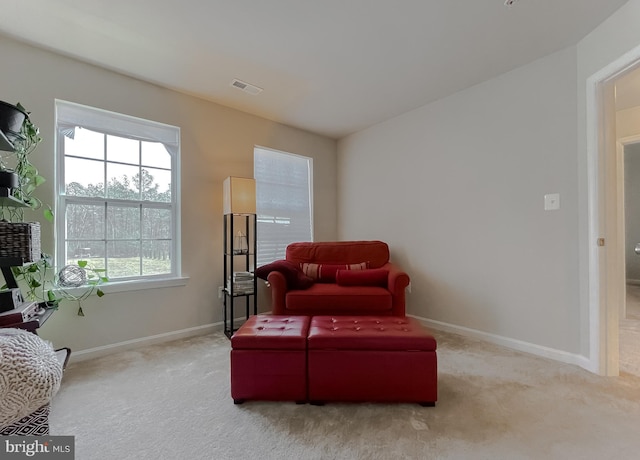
[0,255,107,316]
[8,256,107,316]
[0,102,51,222]
[1,102,106,315]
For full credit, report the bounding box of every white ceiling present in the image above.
[0,0,631,139]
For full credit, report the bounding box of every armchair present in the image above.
[260,241,410,316]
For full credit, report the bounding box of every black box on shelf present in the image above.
[0,288,24,313]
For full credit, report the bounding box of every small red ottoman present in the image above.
[307,316,437,405]
[230,315,310,404]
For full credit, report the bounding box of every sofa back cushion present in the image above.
[286,241,390,269]
[301,262,368,283]
[336,268,389,287]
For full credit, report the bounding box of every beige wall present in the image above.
[616,106,640,140]
[0,36,337,354]
[338,47,580,354]
[336,0,640,367]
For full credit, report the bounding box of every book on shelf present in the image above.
[227,271,255,295]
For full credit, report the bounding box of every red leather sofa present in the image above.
[260,241,410,316]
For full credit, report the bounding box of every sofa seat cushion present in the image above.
[285,284,392,311]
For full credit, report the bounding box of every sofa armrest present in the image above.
[267,270,288,315]
[382,262,410,316]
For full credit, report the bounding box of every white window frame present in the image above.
[254,145,313,266]
[54,100,185,292]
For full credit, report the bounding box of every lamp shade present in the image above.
[223,176,256,214]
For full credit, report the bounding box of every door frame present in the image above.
[586,49,640,376]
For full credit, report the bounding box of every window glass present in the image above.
[56,100,180,281]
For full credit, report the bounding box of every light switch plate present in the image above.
[544,193,560,211]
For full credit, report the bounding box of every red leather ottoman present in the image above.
[230,315,310,404]
[307,316,437,405]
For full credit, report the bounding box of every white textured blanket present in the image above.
[0,328,63,427]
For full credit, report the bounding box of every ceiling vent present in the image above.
[230,79,263,95]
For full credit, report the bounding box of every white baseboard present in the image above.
[69,322,224,363]
[69,315,594,373]
[408,314,592,371]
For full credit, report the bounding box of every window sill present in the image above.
[56,276,189,296]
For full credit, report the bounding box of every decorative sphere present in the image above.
[58,265,87,287]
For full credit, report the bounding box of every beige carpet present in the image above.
[49,329,640,460]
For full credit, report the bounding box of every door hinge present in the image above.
[597,238,605,247]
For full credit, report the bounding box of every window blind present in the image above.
[254,146,313,267]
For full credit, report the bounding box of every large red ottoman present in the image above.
[307,316,437,405]
[230,315,309,404]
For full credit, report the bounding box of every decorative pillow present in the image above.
[300,262,368,283]
[336,268,389,287]
[255,260,314,290]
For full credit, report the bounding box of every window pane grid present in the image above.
[56,100,179,282]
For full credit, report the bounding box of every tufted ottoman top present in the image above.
[231,315,310,350]
[308,316,436,351]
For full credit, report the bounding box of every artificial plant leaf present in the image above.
[29,197,42,209]
[34,175,46,186]
[97,289,105,297]
[77,260,88,268]
[43,207,54,222]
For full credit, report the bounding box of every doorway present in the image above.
[589,58,640,376]
[620,140,640,376]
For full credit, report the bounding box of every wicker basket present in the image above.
[0,222,41,262]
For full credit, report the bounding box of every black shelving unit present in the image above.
[0,129,14,151]
[223,213,257,338]
[0,130,55,334]
[0,256,25,289]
